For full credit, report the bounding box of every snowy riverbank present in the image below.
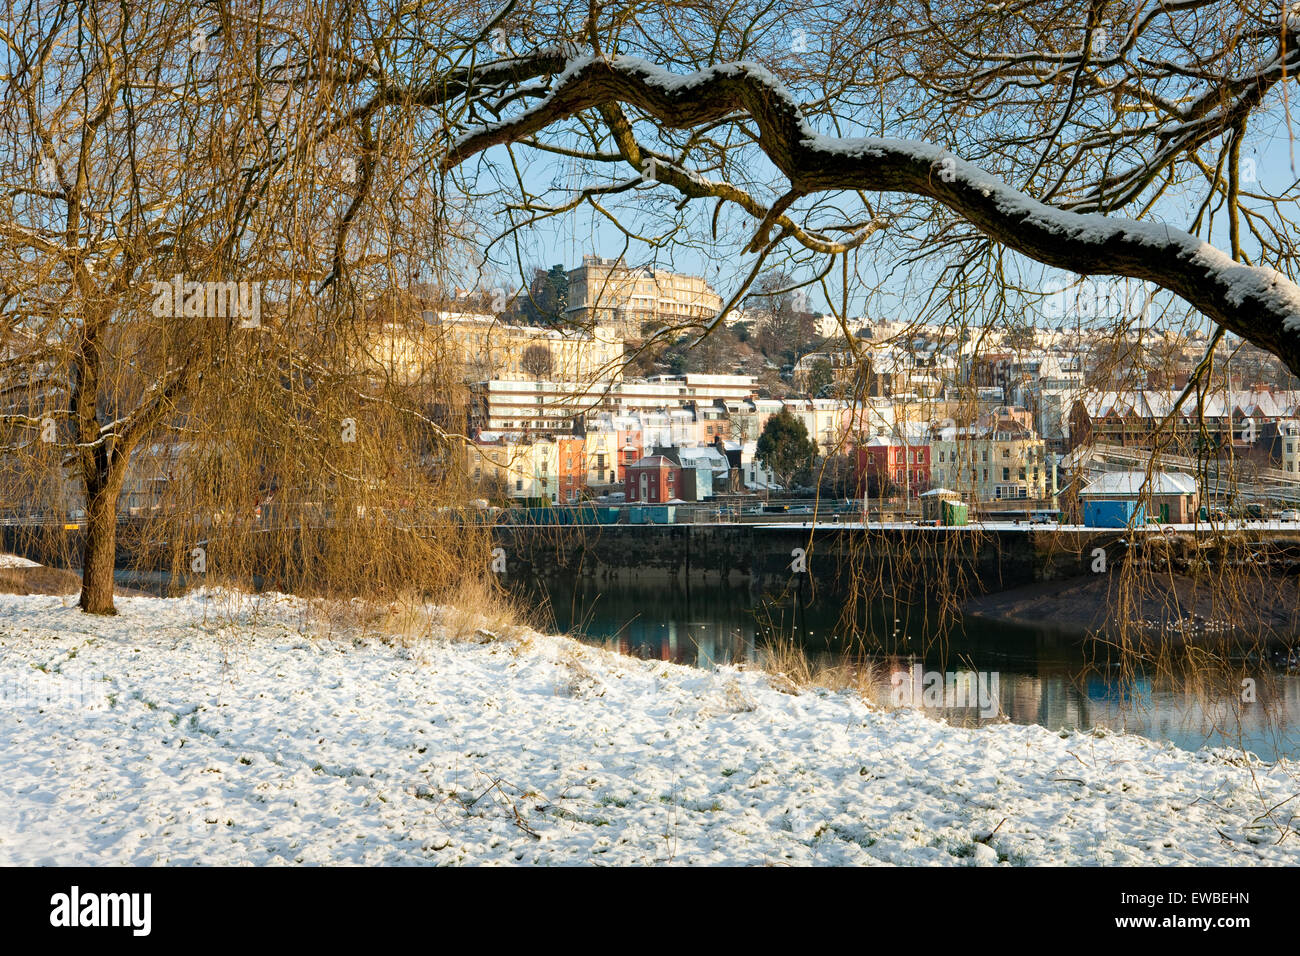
[1,589,1297,865]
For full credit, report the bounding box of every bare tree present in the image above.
[748,270,818,366]
[0,5,282,612]
[10,0,1300,654]
[520,343,554,378]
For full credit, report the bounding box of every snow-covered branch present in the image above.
[440,53,1300,374]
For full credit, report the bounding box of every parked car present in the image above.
[1279,509,1300,522]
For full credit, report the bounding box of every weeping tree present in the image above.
[0,3,268,612]
[0,1,494,614]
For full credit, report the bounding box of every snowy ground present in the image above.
[1,588,1298,865]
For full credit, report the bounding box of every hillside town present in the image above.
[8,255,1294,532]
[376,256,1300,525]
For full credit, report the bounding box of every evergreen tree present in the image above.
[756,408,817,492]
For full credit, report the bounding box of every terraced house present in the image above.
[1068,389,1300,456]
[930,417,1049,503]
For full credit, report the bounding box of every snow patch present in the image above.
[0,591,1295,865]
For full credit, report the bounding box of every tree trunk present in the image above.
[79,472,122,615]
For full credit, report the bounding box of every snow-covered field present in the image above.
[1,588,1297,865]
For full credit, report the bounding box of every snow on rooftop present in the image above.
[1080,470,1198,497]
[919,487,963,498]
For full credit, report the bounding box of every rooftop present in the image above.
[1080,470,1198,497]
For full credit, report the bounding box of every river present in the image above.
[515,576,1300,762]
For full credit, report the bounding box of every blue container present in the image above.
[1084,499,1145,528]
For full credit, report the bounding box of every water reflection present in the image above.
[519,576,1300,762]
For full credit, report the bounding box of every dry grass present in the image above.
[267,575,537,649]
[0,563,165,599]
[0,565,82,595]
[752,637,891,708]
[368,590,440,644]
[434,576,537,645]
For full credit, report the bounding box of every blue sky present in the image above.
[457,68,1300,338]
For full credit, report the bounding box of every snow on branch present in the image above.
[440,53,1300,373]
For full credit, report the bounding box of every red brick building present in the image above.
[854,435,931,497]
[625,455,682,503]
[617,435,642,485]
[556,436,586,503]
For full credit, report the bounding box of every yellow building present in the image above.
[582,430,623,489]
[929,421,1048,503]
[566,256,723,338]
[371,310,624,385]
[1279,420,1300,474]
[468,437,566,502]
